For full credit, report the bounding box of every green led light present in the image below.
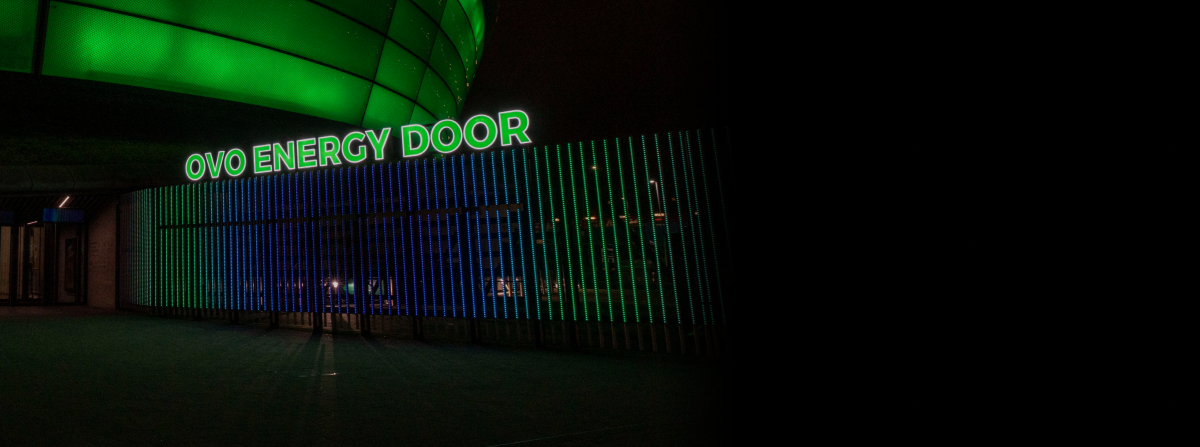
[579,143,596,322]
[607,139,627,323]
[654,135,678,325]
[667,133,695,326]
[597,141,614,322]
[630,136,649,324]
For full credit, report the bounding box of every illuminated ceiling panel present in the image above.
[6,0,484,129]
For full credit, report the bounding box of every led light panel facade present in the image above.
[119,129,733,352]
[6,0,484,126]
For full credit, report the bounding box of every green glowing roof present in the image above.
[0,0,485,127]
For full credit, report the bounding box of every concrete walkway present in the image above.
[0,307,729,446]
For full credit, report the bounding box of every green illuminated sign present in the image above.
[186,110,530,181]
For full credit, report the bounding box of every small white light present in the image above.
[59,196,70,208]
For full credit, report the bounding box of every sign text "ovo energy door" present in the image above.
[185,110,531,181]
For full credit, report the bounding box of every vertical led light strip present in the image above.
[607,139,628,323]
[514,149,530,319]
[682,131,711,326]
[355,166,365,315]
[439,159,451,316]
[472,154,485,319]
[333,169,342,313]
[346,167,354,314]
[297,172,306,312]
[656,135,679,326]
[270,175,277,312]
[315,171,324,313]
[334,167,342,313]
[224,181,231,310]
[503,151,518,319]
[229,181,236,310]
[493,152,508,319]
[522,147,540,320]
[576,143,596,322]
[246,177,252,311]
[171,185,177,308]
[282,175,289,312]
[420,161,430,316]
[337,167,347,313]
[146,190,151,306]
[320,170,331,314]
[181,185,186,309]
[205,184,211,310]
[289,173,297,312]
[378,164,388,316]
[630,136,651,325]
[318,171,328,314]
[679,132,705,326]
[166,185,171,308]
[287,173,295,312]
[166,187,171,308]
[564,144,584,322]
[257,177,265,311]
[480,154,492,318]
[546,146,564,321]
[699,130,727,326]
[404,160,416,315]
[388,162,399,316]
[204,182,211,310]
[354,167,362,315]
[242,180,250,310]
[432,160,445,316]
[224,180,232,311]
[152,188,157,307]
[598,141,617,323]
[217,181,224,310]
[667,133,695,328]
[619,138,638,322]
[482,169,494,317]
[262,177,270,312]
[462,155,476,318]
[240,178,247,311]
[176,185,182,308]
[372,165,382,316]
[247,178,255,311]
[449,156,462,317]
[183,184,188,308]
[327,170,337,313]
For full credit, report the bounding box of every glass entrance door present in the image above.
[0,223,83,305]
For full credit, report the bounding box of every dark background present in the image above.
[461,0,738,144]
[0,0,741,165]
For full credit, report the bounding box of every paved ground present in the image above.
[0,306,730,446]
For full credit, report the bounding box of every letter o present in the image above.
[431,119,463,154]
[185,154,205,181]
[463,115,498,150]
[225,148,247,176]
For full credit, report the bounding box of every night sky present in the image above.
[460,1,737,145]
